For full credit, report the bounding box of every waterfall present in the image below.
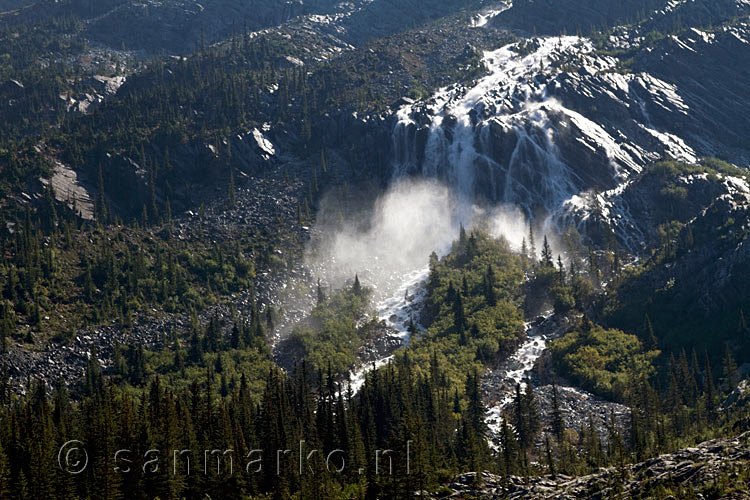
[351,34,697,392]
[390,36,643,228]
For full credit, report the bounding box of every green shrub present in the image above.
[549,323,659,401]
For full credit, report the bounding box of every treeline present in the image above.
[0,352,494,500]
[105,303,274,398]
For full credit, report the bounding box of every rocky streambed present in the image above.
[348,266,430,392]
[482,313,630,449]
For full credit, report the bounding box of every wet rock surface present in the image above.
[426,431,750,498]
[388,21,750,250]
[358,329,402,364]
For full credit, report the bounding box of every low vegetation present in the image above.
[549,320,658,401]
[288,277,374,375]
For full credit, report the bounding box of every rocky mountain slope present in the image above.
[4,0,492,54]
[2,0,748,383]
[386,2,750,251]
[431,431,750,498]
[1,3,750,499]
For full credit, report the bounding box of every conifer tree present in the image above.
[551,382,564,441]
[0,439,10,500]
[0,303,8,353]
[317,278,326,305]
[643,314,658,349]
[446,280,457,303]
[678,349,697,405]
[130,345,147,385]
[544,434,556,474]
[704,352,717,421]
[230,321,242,349]
[205,314,220,352]
[228,166,236,207]
[541,235,553,267]
[84,353,103,396]
[465,369,487,439]
[740,309,748,334]
[173,344,185,371]
[14,471,30,500]
[189,328,204,363]
[459,326,467,346]
[690,348,701,387]
[582,414,602,467]
[407,318,417,338]
[528,224,536,261]
[265,305,274,333]
[499,413,522,477]
[453,292,466,334]
[522,379,540,448]
[721,343,740,391]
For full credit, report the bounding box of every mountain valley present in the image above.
[1,0,750,498]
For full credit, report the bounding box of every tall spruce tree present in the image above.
[541,235,553,267]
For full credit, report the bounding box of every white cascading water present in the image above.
[391,35,700,245]
[355,38,605,392]
[354,34,702,403]
[483,314,551,445]
[469,0,511,28]
[391,36,634,217]
[348,267,429,393]
[359,38,619,424]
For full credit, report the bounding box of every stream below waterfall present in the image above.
[348,266,430,393]
[344,262,555,404]
[281,28,645,436]
[345,269,630,445]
